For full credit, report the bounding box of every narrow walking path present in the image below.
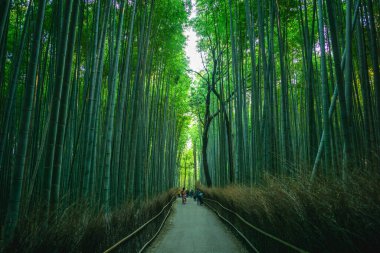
[146,197,247,253]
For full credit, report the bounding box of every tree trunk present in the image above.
[4,0,47,242]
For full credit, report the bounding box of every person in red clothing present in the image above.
[181,187,187,204]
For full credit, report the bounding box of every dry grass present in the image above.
[200,171,380,252]
[4,189,177,253]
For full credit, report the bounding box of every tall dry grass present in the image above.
[201,171,380,252]
[3,189,177,253]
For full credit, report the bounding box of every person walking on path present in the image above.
[194,188,204,205]
[181,187,187,204]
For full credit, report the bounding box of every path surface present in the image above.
[146,197,247,253]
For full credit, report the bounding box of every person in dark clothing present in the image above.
[181,187,187,204]
[195,188,204,205]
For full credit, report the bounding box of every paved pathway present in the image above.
[146,197,247,253]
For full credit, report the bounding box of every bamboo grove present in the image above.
[189,0,380,187]
[1,0,380,248]
[0,0,191,243]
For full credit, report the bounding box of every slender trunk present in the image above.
[193,139,197,183]
[82,0,101,197]
[103,1,126,211]
[316,0,331,172]
[244,0,258,183]
[202,88,213,187]
[4,0,47,242]
[51,0,80,215]
[0,0,10,44]
[275,0,293,169]
[0,4,32,167]
[43,0,74,217]
[365,0,380,147]
[325,0,352,178]
[343,0,353,180]
[112,0,137,196]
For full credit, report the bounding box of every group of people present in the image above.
[180,187,203,205]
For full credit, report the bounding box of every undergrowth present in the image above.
[4,189,177,253]
[201,171,380,253]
